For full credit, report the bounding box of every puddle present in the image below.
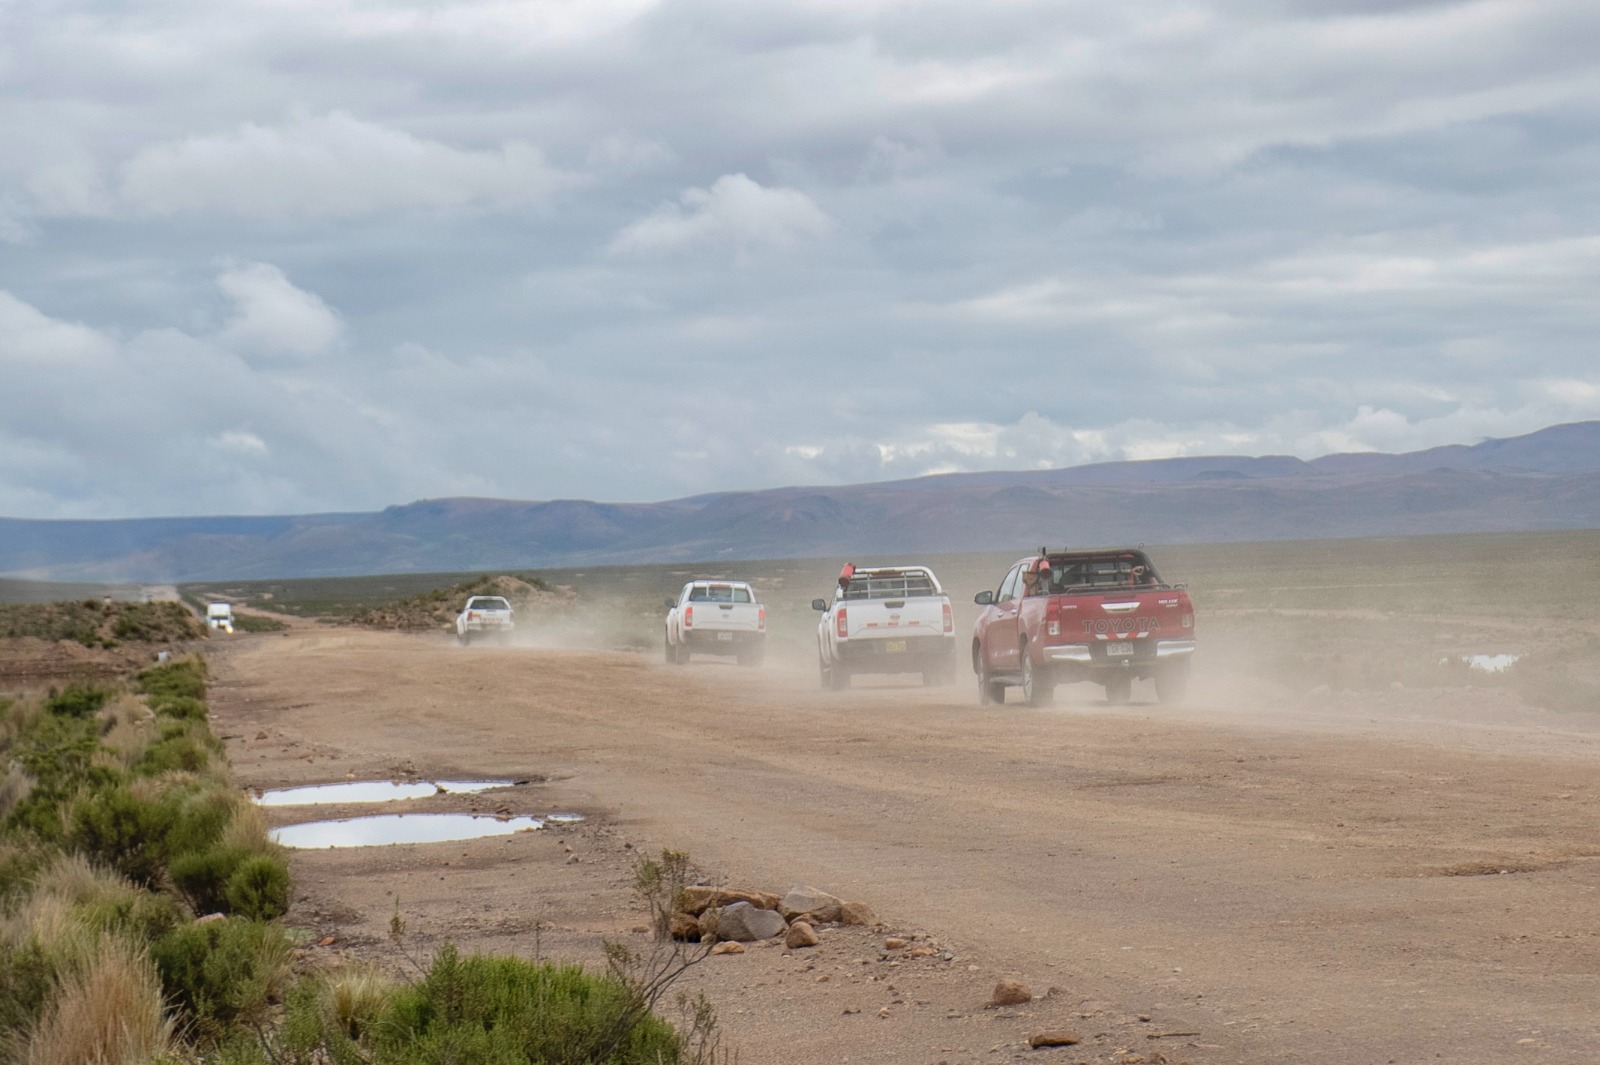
[254,779,515,807]
[270,813,545,849]
[544,812,586,824]
[1441,654,1521,673]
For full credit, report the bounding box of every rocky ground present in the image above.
[205,624,1600,1065]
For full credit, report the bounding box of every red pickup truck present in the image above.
[972,548,1195,706]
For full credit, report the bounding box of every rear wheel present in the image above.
[830,662,852,691]
[1021,650,1053,707]
[1104,672,1133,705]
[1155,659,1191,704]
[664,632,675,663]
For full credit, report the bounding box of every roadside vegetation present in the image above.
[0,658,717,1064]
[347,573,562,633]
[0,600,201,648]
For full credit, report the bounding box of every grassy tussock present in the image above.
[23,935,175,1065]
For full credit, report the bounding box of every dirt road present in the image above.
[209,629,1600,1064]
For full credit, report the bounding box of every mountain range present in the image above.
[5,421,1600,582]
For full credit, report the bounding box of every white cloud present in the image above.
[216,263,343,359]
[609,174,834,255]
[120,112,573,219]
[0,292,117,366]
[212,429,269,456]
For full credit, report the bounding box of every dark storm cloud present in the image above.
[1,0,1597,518]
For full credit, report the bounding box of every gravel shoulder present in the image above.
[208,627,1600,1065]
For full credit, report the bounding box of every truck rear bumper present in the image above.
[1041,639,1194,680]
[839,635,955,674]
[683,630,765,655]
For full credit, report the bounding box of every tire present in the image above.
[819,657,831,690]
[1104,672,1133,705]
[664,632,675,663]
[830,661,852,691]
[1155,659,1191,704]
[1021,649,1053,707]
[459,631,472,647]
[675,642,690,665]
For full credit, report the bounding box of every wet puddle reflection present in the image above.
[255,780,515,806]
[271,813,546,848]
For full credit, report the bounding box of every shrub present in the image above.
[371,944,683,1065]
[132,720,221,777]
[136,659,208,703]
[149,695,207,722]
[169,847,251,916]
[43,685,111,720]
[231,613,288,634]
[152,918,291,1045]
[225,854,290,922]
[64,786,172,888]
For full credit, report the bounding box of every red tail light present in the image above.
[942,602,953,633]
[835,607,848,639]
[683,606,693,628]
[758,607,766,632]
[1045,598,1061,637]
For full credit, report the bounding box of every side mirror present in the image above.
[664,597,676,609]
[974,590,994,606]
[811,598,828,612]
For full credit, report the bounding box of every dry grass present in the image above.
[324,964,397,1039]
[23,935,175,1065]
[218,798,278,858]
[98,696,154,770]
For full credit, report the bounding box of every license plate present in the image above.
[1105,642,1134,656]
[883,640,907,653]
[717,632,734,641]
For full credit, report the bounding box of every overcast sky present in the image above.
[4,0,1598,519]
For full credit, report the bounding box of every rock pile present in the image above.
[671,883,877,946]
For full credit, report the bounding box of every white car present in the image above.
[205,602,234,634]
[664,580,766,666]
[812,564,956,689]
[455,596,514,644]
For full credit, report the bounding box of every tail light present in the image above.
[1045,599,1061,637]
[942,602,953,633]
[836,607,848,639]
[683,606,693,629]
[758,607,766,632]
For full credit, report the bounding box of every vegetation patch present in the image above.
[0,657,712,1064]
[349,573,567,633]
[0,599,201,647]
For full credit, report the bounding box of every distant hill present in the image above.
[4,421,1600,582]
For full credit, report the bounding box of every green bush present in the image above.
[44,684,111,719]
[170,846,251,915]
[66,785,174,887]
[225,854,291,922]
[75,886,188,944]
[231,613,289,634]
[153,918,291,1045]
[371,945,682,1065]
[133,720,222,777]
[150,694,208,722]
[137,659,208,703]
[0,939,56,1044]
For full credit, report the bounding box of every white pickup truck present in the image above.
[664,580,766,666]
[811,564,957,689]
[455,595,514,645]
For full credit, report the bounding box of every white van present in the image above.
[206,602,234,634]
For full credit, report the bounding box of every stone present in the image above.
[988,979,1033,1007]
[780,885,843,922]
[785,921,820,949]
[710,941,745,955]
[884,937,907,950]
[196,913,226,925]
[1028,1031,1082,1048]
[704,901,787,942]
[676,886,781,916]
[668,913,701,940]
[839,900,876,926]
[908,947,937,957]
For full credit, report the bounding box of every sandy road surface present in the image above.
[210,629,1600,1065]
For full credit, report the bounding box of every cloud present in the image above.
[609,173,835,255]
[215,264,343,359]
[120,112,573,219]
